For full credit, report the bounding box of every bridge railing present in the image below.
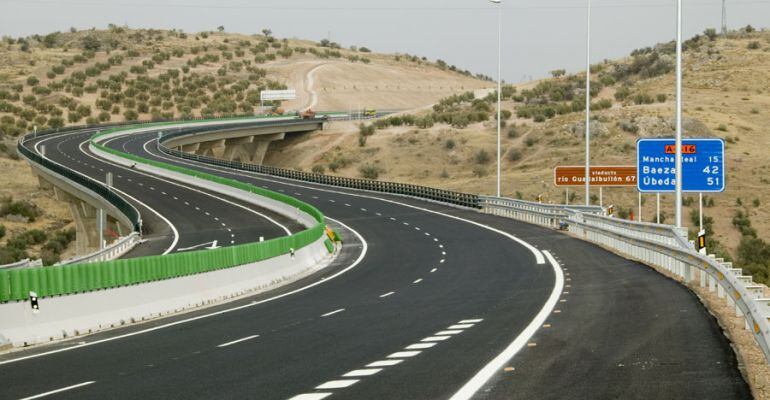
[480,196,770,364]
[157,130,481,209]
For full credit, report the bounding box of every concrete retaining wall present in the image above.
[0,237,331,347]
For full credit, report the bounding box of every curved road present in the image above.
[0,125,750,400]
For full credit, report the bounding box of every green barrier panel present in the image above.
[324,239,334,254]
[1,118,327,302]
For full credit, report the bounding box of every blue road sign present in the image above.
[637,138,725,193]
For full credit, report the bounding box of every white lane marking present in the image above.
[425,232,430,236]
[35,134,182,256]
[0,217,366,366]
[430,268,437,273]
[414,227,420,231]
[294,192,302,196]
[367,359,403,367]
[344,203,351,207]
[173,196,178,200]
[375,212,382,216]
[389,217,396,221]
[329,199,335,203]
[448,323,474,329]
[343,368,382,377]
[459,319,484,324]
[134,140,293,236]
[312,196,318,199]
[220,222,227,227]
[406,342,436,350]
[217,334,259,348]
[214,217,219,221]
[149,186,155,190]
[194,206,200,210]
[442,251,446,255]
[205,212,210,216]
[316,380,359,389]
[402,222,409,226]
[440,259,445,263]
[19,381,96,400]
[449,250,564,400]
[184,201,189,205]
[388,351,421,358]
[379,291,395,298]
[288,394,332,400]
[360,208,367,212]
[438,243,443,246]
[413,278,423,284]
[422,336,451,342]
[321,308,345,317]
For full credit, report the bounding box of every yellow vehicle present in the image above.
[363,108,377,118]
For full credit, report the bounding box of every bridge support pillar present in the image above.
[181,143,200,153]
[221,133,285,165]
[54,188,102,256]
[195,140,225,158]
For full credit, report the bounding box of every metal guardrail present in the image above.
[0,259,43,270]
[17,133,142,233]
[57,232,141,266]
[157,126,481,209]
[480,196,770,364]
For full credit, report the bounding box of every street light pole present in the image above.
[585,0,592,206]
[490,0,502,197]
[675,0,683,228]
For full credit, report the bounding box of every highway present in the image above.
[0,125,751,400]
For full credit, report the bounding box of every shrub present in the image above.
[747,41,761,50]
[525,137,536,147]
[123,109,139,121]
[656,94,667,103]
[507,148,522,162]
[0,199,42,221]
[472,166,487,177]
[0,224,5,239]
[359,165,381,180]
[507,126,520,138]
[445,139,455,150]
[474,149,491,164]
[26,76,39,86]
[716,124,728,132]
[312,165,326,174]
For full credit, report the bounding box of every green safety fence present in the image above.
[0,118,327,302]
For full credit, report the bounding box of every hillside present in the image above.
[263,26,770,283]
[0,27,491,265]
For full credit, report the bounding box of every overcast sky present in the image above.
[1,0,768,81]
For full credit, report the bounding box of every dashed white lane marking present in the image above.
[220,222,226,227]
[430,268,437,273]
[173,196,178,200]
[440,259,445,263]
[262,185,269,189]
[388,351,421,358]
[149,186,155,190]
[402,222,409,226]
[360,208,367,212]
[217,334,259,348]
[422,336,451,342]
[448,250,564,400]
[448,324,474,329]
[344,203,351,207]
[214,217,219,221]
[205,212,210,216]
[329,199,335,203]
[389,217,396,221]
[413,278,423,284]
[367,359,403,367]
[194,206,200,210]
[425,232,430,236]
[379,291,395,298]
[288,393,332,400]
[375,212,382,216]
[343,368,382,377]
[459,319,484,324]
[230,240,235,244]
[312,196,318,199]
[19,381,96,400]
[294,192,302,196]
[184,201,189,205]
[406,342,436,350]
[414,227,420,231]
[321,308,345,317]
[161,191,166,195]
[138,182,143,186]
[226,228,232,232]
[442,251,446,255]
[316,380,359,389]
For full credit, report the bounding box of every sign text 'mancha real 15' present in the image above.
[554,166,637,187]
[637,138,725,193]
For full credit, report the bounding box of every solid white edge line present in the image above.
[0,216,367,366]
[34,133,180,255]
[19,381,96,400]
[143,132,544,265]
[217,334,259,348]
[448,250,564,400]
